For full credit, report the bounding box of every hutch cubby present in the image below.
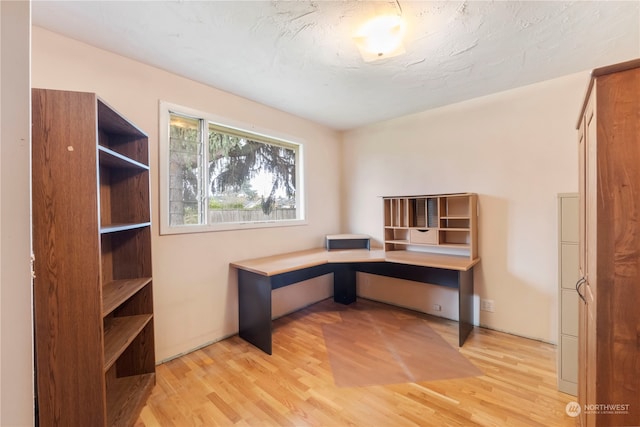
[383,193,478,259]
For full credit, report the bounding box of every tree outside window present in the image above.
[164,109,303,233]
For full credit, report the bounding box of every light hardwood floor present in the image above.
[136,298,578,426]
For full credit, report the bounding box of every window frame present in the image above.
[159,101,306,235]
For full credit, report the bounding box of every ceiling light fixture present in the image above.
[354,15,406,62]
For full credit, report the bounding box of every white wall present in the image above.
[343,72,590,343]
[31,26,341,361]
[1,1,34,426]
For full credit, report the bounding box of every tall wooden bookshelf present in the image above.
[32,89,155,427]
[383,193,478,259]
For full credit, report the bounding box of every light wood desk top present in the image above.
[229,248,326,276]
[231,248,479,276]
[384,251,480,271]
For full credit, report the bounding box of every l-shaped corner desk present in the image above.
[230,248,480,355]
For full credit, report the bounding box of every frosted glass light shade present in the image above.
[354,15,406,62]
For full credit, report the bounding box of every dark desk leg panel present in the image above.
[354,262,459,289]
[333,264,357,304]
[238,270,273,355]
[270,264,334,290]
[354,262,475,346]
[458,268,474,347]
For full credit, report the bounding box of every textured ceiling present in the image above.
[32,1,640,130]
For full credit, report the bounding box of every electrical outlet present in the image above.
[432,303,442,312]
[480,299,495,312]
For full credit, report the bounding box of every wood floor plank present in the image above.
[137,298,578,426]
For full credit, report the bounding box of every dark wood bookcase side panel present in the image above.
[32,89,108,426]
[100,166,151,227]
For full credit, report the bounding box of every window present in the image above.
[159,102,305,234]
